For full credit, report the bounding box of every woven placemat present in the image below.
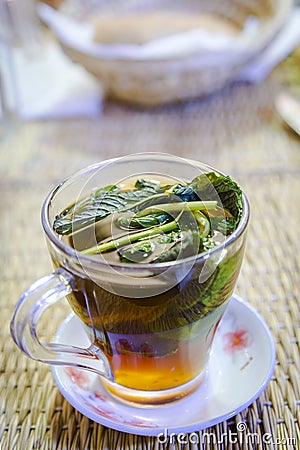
[1,63,300,448]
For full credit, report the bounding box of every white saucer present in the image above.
[52,295,275,436]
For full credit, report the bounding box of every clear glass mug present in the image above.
[10,153,249,406]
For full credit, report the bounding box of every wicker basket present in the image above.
[51,0,292,106]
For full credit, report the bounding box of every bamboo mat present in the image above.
[1,62,300,449]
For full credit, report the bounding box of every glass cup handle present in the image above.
[10,267,113,379]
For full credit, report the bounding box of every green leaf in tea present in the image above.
[119,240,154,263]
[153,231,200,263]
[209,216,237,236]
[53,181,163,235]
[189,172,243,225]
[117,212,171,230]
[134,179,161,191]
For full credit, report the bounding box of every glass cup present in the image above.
[10,153,249,406]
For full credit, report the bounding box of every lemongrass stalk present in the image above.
[135,201,217,217]
[82,215,181,255]
[121,192,171,212]
[193,210,210,238]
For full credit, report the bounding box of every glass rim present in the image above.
[42,156,250,271]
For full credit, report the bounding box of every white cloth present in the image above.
[1,41,103,121]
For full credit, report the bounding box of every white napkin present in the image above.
[2,40,103,121]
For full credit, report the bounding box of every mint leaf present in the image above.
[53,181,162,235]
[117,212,170,230]
[119,240,154,263]
[154,231,199,263]
[209,216,237,236]
[190,172,243,223]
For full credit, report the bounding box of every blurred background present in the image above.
[1,0,299,185]
[0,1,300,449]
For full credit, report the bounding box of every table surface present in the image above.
[1,49,300,449]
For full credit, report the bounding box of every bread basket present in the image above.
[39,0,293,106]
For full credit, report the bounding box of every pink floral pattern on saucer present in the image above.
[223,329,253,354]
[65,367,90,390]
[64,367,159,428]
